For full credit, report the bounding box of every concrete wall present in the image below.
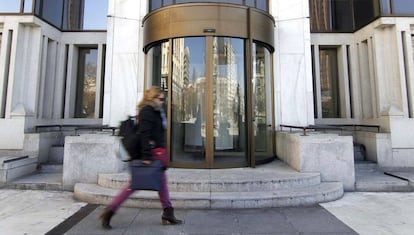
[63,134,127,190]
[276,131,355,191]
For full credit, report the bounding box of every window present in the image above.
[353,0,378,29]
[309,0,353,32]
[0,0,21,13]
[149,0,268,12]
[319,48,341,118]
[23,0,33,12]
[83,0,108,30]
[309,0,331,32]
[75,48,102,118]
[40,0,64,28]
[390,0,414,14]
[32,0,108,30]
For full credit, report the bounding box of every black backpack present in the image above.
[119,116,141,159]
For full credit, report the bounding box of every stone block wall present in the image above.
[276,131,355,191]
[63,134,127,191]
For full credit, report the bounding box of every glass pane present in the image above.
[149,0,268,12]
[319,48,340,118]
[353,0,376,29]
[391,0,414,14]
[332,0,353,31]
[23,0,33,13]
[246,0,255,8]
[212,37,247,164]
[150,0,162,11]
[147,42,169,91]
[252,43,272,161]
[83,0,108,30]
[256,0,267,11]
[0,0,21,13]
[62,0,82,30]
[75,48,98,118]
[309,0,332,32]
[380,0,391,14]
[171,37,206,163]
[41,0,64,28]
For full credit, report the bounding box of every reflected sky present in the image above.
[0,0,108,30]
[0,0,21,12]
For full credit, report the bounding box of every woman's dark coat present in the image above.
[138,104,166,160]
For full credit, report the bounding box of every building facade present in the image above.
[1,0,414,183]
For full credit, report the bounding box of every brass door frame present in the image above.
[205,36,214,167]
[143,3,274,53]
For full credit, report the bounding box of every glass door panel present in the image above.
[212,37,247,164]
[170,37,207,163]
[252,43,273,162]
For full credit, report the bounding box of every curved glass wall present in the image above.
[170,37,207,164]
[146,37,273,168]
[212,37,247,164]
[252,42,273,163]
[149,0,268,12]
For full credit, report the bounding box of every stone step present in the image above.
[48,146,64,164]
[98,171,322,192]
[355,170,413,192]
[4,173,63,191]
[74,182,343,209]
[39,163,63,173]
[0,155,38,182]
[354,160,378,172]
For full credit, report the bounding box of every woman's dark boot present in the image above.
[99,206,114,229]
[161,207,183,225]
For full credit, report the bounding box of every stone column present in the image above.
[271,0,314,127]
[103,0,147,127]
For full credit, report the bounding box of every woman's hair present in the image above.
[137,86,163,111]
[144,86,162,101]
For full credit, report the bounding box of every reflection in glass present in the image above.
[23,0,33,13]
[353,0,377,29]
[171,37,206,163]
[391,0,414,14]
[319,48,340,118]
[380,0,391,14]
[252,43,272,160]
[75,48,98,118]
[147,42,169,91]
[149,0,268,12]
[212,37,246,163]
[83,0,108,30]
[41,0,64,28]
[0,0,20,13]
[62,0,83,30]
[256,0,267,11]
[309,0,331,32]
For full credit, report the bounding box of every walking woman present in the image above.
[99,86,182,229]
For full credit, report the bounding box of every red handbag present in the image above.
[152,148,168,166]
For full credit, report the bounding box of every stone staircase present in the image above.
[354,160,413,192]
[74,160,344,209]
[2,146,64,191]
[0,155,38,185]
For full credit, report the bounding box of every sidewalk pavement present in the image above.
[1,189,414,235]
